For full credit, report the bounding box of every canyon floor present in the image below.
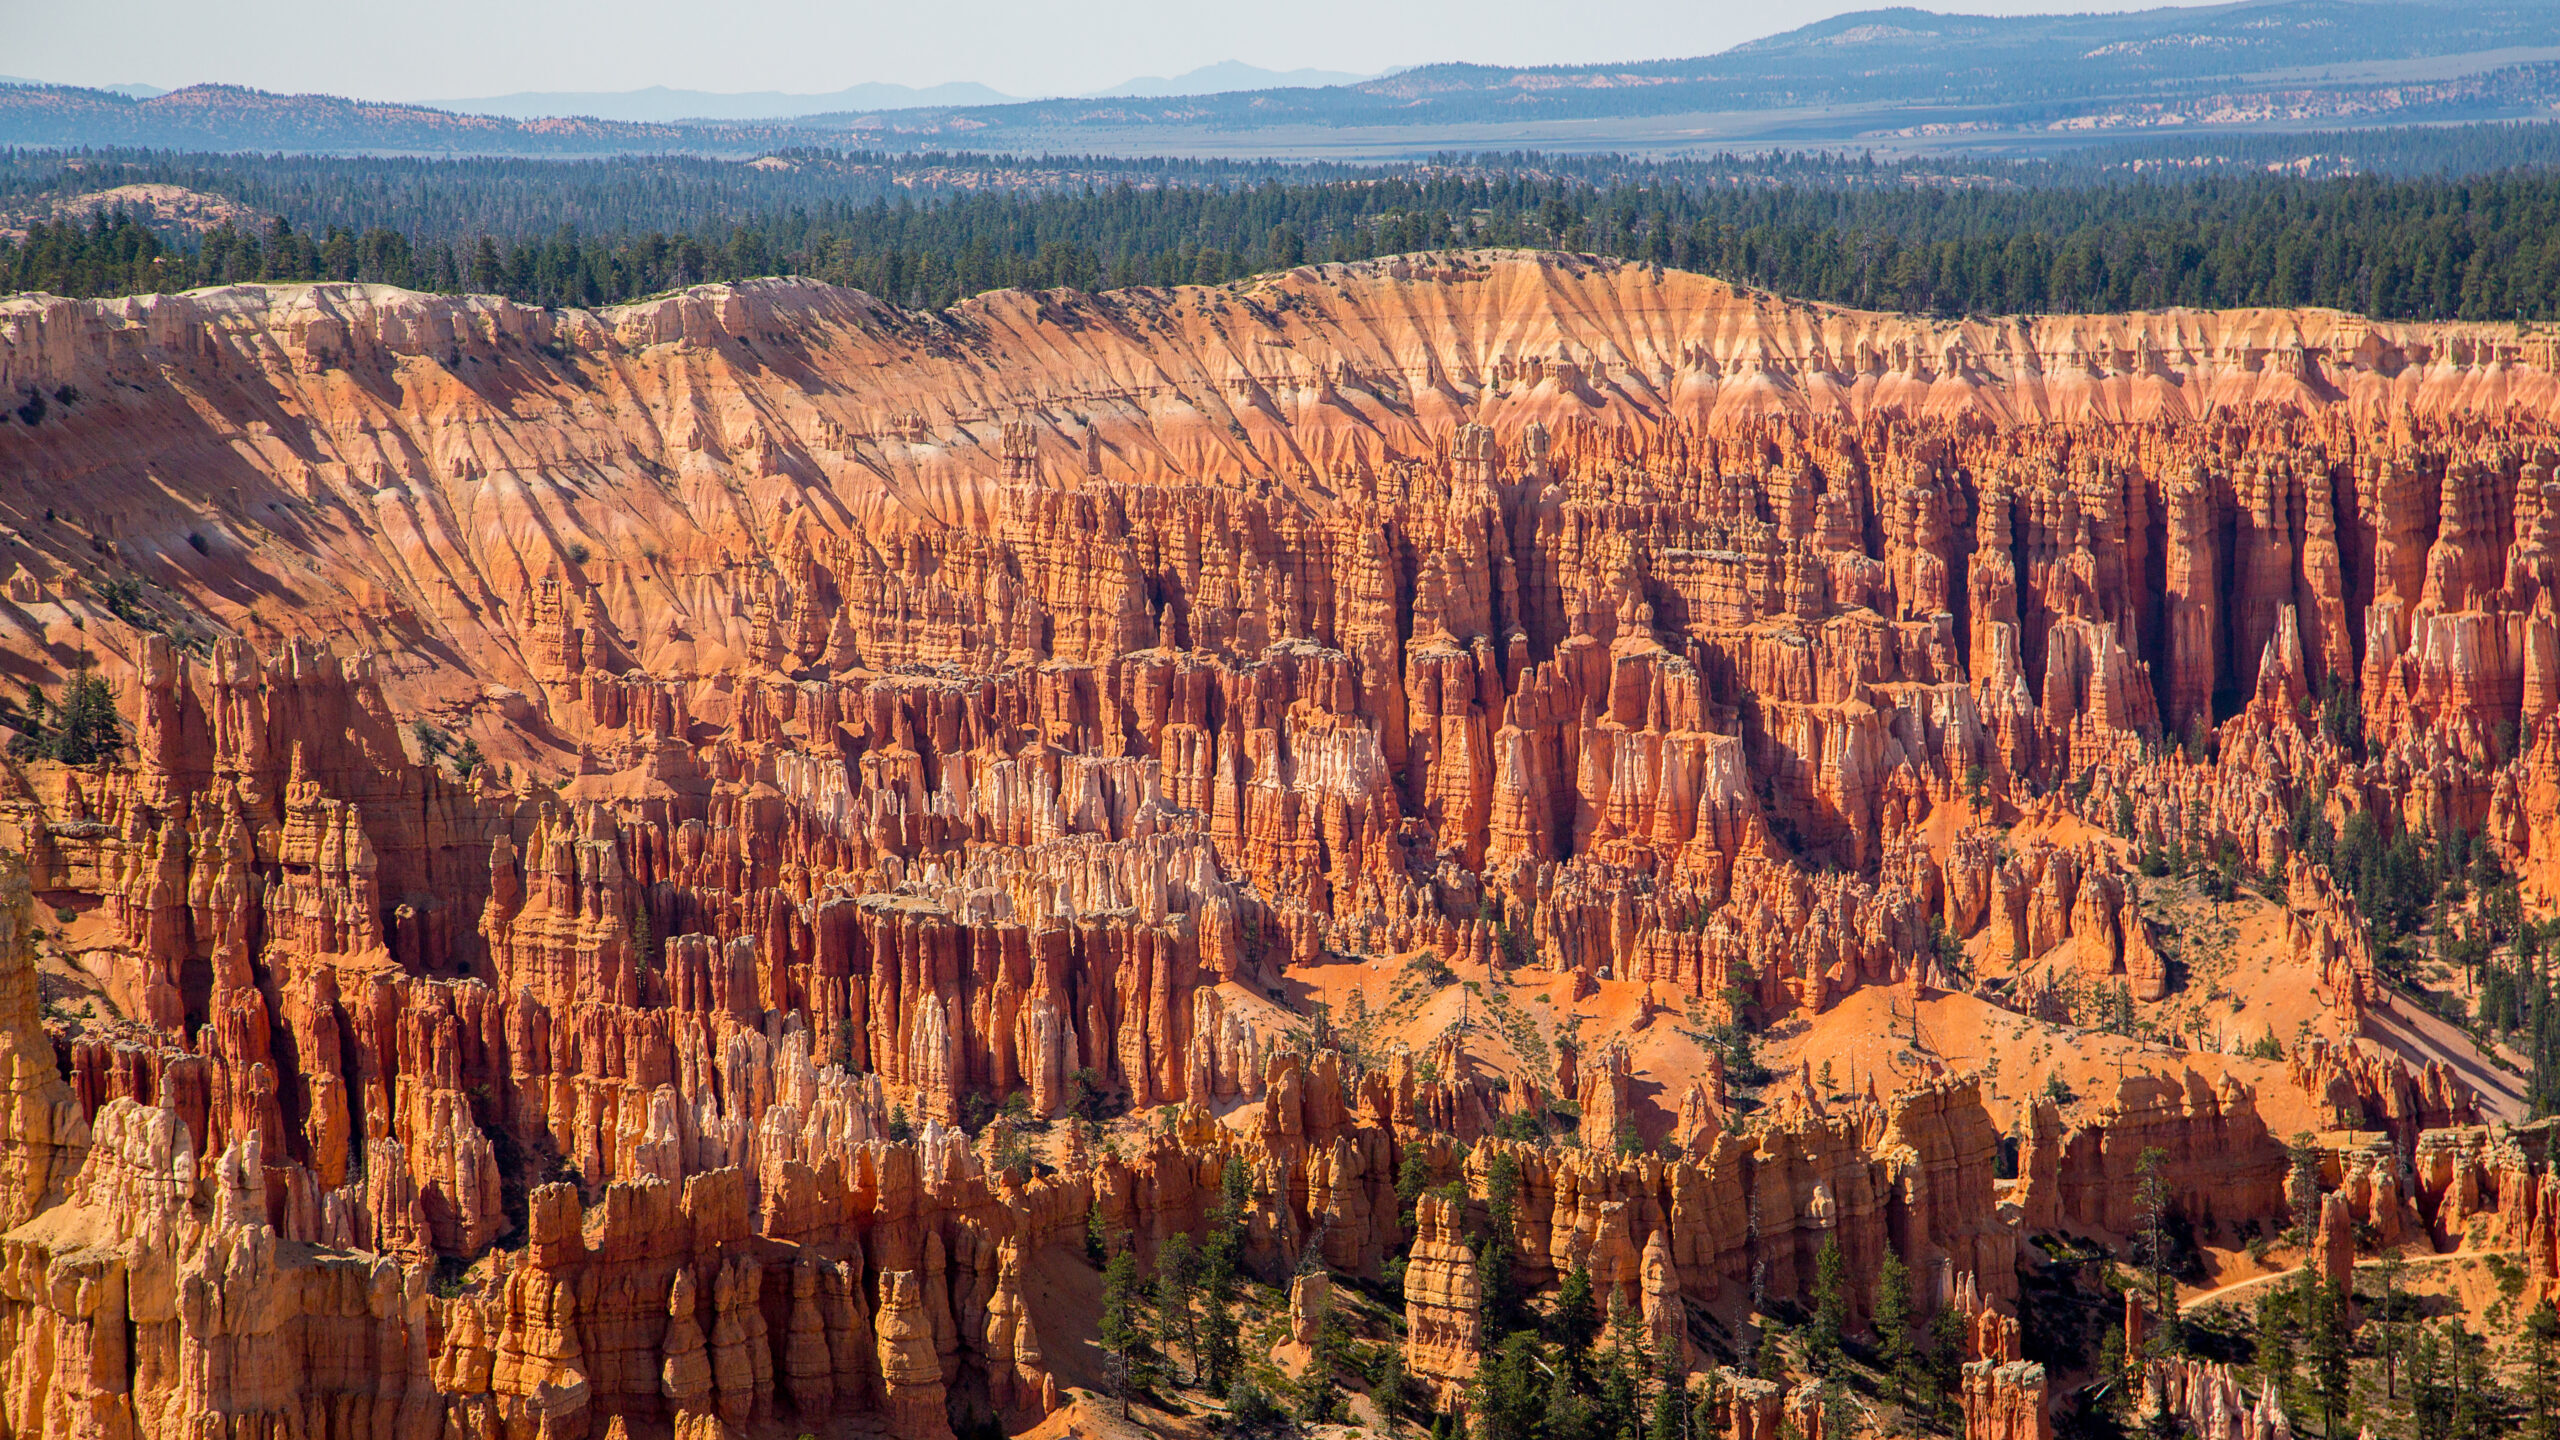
[0,252,2554,1440]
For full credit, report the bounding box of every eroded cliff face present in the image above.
[0,252,2553,1439]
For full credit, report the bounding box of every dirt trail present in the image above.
[2179,1249,2505,1314]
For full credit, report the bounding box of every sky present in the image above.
[6,0,2233,102]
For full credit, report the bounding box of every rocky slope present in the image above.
[0,251,2553,1440]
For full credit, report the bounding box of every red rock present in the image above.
[2144,1356,2291,1440]
[1401,1191,1482,1407]
[2314,1191,2356,1298]
[1710,1370,1785,1440]
[0,256,2551,1440]
[1961,1359,2052,1440]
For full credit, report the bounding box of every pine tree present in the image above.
[2307,1282,2351,1439]
[1927,1305,1965,1420]
[1268,223,1305,269]
[2255,1288,2298,1419]
[27,144,2560,321]
[1477,1151,1525,1334]
[1100,1250,1154,1416]
[1597,1322,1638,1434]
[2448,1320,2491,1440]
[2097,1327,2129,1420]
[1378,1340,1412,1425]
[1228,1373,1281,1432]
[9,668,125,766]
[1553,1265,1600,1378]
[57,671,122,765]
[2527,1301,2560,1440]
[1200,1163,1247,1392]
[1155,1231,1199,1385]
[1648,1378,1684,1440]
[2377,1247,2407,1401]
[1295,1350,1343,1425]
[1397,1144,1433,1229]
[2135,1146,2178,1357]
[1874,1249,1914,1403]
[468,235,504,293]
[1597,1309,1642,1440]
[1543,1351,1601,1440]
[2411,1325,2450,1440]
[1474,1333,1549,1440]
[1689,1370,1722,1440]
[1759,1319,1790,1383]
[1808,1234,1848,1373]
[4,683,48,761]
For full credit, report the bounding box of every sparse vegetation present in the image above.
[3,668,123,765]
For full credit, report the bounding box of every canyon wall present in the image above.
[0,252,2551,1439]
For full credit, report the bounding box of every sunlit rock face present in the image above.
[0,250,2552,1439]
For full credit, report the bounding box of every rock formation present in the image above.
[0,252,2550,1439]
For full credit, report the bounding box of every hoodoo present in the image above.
[0,251,2551,1439]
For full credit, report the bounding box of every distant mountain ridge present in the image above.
[7,62,1385,131]
[419,81,1016,123]
[1,1,2555,158]
[0,83,745,156]
[417,61,1377,119]
[1083,61,1375,99]
[0,76,166,100]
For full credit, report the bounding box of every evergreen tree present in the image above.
[2307,1282,2351,1438]
[1199,1160,1249,1392]
[1552,1265,1600,1378]
[1377,1340,1413,1425]
[1473,1332,1549,1440]
[2255,1289,2298,1420]
[2447,1320,2492,1440]
[468,235,503,293]
[1927,1305,1966,1419]
[2376,1248,2407,1401]
[1647,1376,1684,1440]
[2411,1325,2450,1440]
[26,141,2560,321]
[1268,223,1305,269]
[2134,1146,2178,1357]
[1874,1249,1914,1403]
[1155,1231,1199,1385]
[1688,1370,1722,1440]
[1808,1234,1848,1374]
[1397,1144,1434,1229]
[8,668,125,766]
[1543,1350,1602,1440]
[2097,1326,2130,1421]
[1477,1150,1525,1334]
[2526,1301,2560,1440]
[1759,1319,1790,1383]
[1228,1374,1281,1432]
[1100,1250,1154,1416]
[1295,1347,1343,1425]
[1597,1296,1645,1438]
[51,671,121,766]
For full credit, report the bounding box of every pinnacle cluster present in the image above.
[0,253,2554,1440]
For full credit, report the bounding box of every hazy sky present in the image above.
[8,0,2231,102]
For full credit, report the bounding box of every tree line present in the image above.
[11,125,2560,257]
[11,158,2560,321]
